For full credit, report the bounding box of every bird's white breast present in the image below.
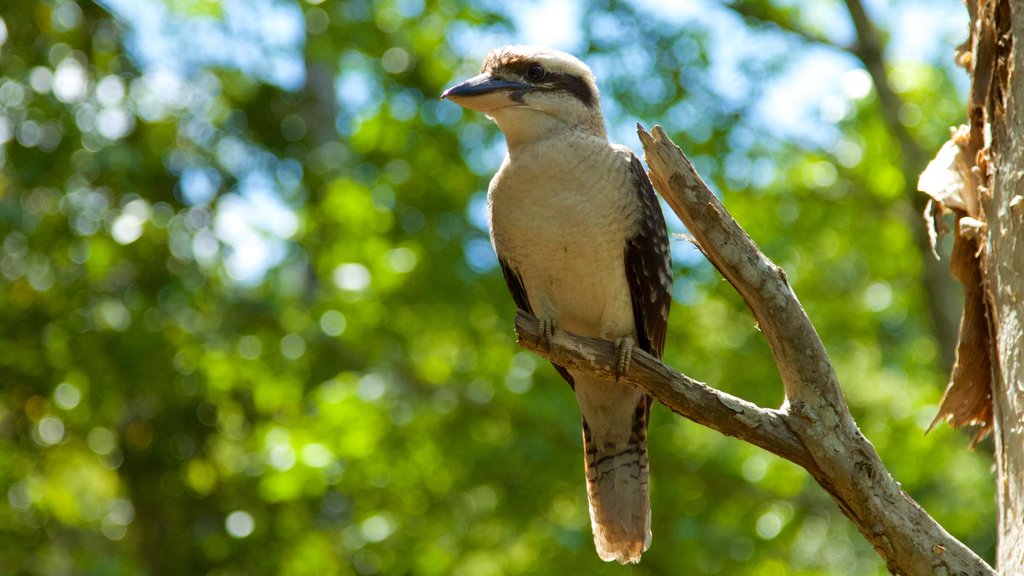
[489,134,639,340]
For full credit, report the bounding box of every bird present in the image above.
[442,45,672,564]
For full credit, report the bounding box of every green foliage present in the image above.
[0,0,993,574]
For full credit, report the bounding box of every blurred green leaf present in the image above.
[0,0,993,574]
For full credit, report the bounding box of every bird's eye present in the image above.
[526,63,546,81]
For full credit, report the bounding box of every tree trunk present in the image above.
[927,0,1024,570]
[983,3,1024,570]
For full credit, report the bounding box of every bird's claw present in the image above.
[614,336,634,382]
[539,318,555,351]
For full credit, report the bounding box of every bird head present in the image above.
[442,45,606,147]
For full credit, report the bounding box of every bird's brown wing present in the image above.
[623,153,672,360]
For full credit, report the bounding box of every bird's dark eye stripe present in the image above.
[497,61,597,108]
[545,71,596,108]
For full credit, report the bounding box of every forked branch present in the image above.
[513,125,994,575]
[513,309,820,474]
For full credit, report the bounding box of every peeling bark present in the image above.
[919,129,994,441]
[920,1,1024,570]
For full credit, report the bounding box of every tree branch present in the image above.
[844,0,926,170]
[843,0,962,368]
[729,0,962,366]
[513,125,995,575]
[638,125,845,414]
[513,309,822,475]
[724,0,851,52]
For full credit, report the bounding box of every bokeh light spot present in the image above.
[319,310,347,337]
[226,510,255,538]
[333,263,371,291]
[54,382,82,410]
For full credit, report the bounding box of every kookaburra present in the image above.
[442,45,672,564]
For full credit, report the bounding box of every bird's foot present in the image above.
[539,318,556,352]
[614,336,635,382]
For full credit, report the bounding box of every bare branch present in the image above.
[844,0,927,172]
[639,125,844,413]
[513,309,822,474]
[731,0,961,364]
[637,123,994,576]
[842,0,963,367]
[512,124,994,574]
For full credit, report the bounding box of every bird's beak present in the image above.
[441,73,529,111]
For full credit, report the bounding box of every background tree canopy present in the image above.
[0,0,995,574]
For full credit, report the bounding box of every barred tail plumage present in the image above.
[578,380,651,564]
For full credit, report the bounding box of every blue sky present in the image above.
[504,0,968,146]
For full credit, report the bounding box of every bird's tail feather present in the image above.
[581,395,651,564]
